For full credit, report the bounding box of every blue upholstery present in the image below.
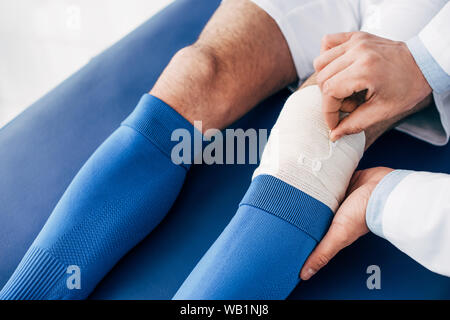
[1,0,450,299]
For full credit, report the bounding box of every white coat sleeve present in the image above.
[406,2,450,94]
[366,169,450,277]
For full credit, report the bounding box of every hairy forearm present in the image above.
[150,0,297,132]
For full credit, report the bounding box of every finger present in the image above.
[330,100,385,141]
[321,66,362,130]
[300,187,371,281]
[299,220,350,280]
[314,43,349,72]
[324,65,370,100]
[320,32,355,53]
[340,98,358,113]
[322,93,342,130]
[316,53,354,86]
[322,64,372,131]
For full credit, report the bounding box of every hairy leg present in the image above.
[150,0,297,132]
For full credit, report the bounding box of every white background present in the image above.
[0,0,173,128]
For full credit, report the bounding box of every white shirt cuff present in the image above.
[365,170,414,238]
[407,36,450,94]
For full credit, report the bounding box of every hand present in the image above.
[314,31,432,141]
[299,166,394,280]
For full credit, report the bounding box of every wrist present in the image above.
[406,36,450,94]
[400,41,432,103]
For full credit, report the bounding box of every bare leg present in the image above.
[150,0,297,132]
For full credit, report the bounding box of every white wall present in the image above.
[0,0,174,128]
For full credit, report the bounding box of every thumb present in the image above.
[300,187,370,280]
[330,100,383,141]
[299,221,350,280]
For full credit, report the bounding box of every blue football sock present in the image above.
[173,175,333,300]
[0,94,197,300]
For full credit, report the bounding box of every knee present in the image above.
[150,43,234,129]
[153,43,220,95]
[170,44,220,86]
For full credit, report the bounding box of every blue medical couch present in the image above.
[1,0,450,299]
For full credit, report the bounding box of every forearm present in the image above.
[150,0,297,132]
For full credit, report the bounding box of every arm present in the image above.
[313,31,434,141]
[300,3,450,280]
[300,167,450,280]
[312,10,450,141]
[314,0,450,139]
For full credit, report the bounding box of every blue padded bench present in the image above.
[1,0,450,299]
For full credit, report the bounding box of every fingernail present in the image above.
[329,131,338,142]
[301,268,316,281]
[330,131,335,142]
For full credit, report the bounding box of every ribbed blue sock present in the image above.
[173,175,333,300]
[0,95,197,300]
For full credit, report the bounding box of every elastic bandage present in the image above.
[253,85,365,212]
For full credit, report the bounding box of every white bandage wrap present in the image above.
[253,85,365,212]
